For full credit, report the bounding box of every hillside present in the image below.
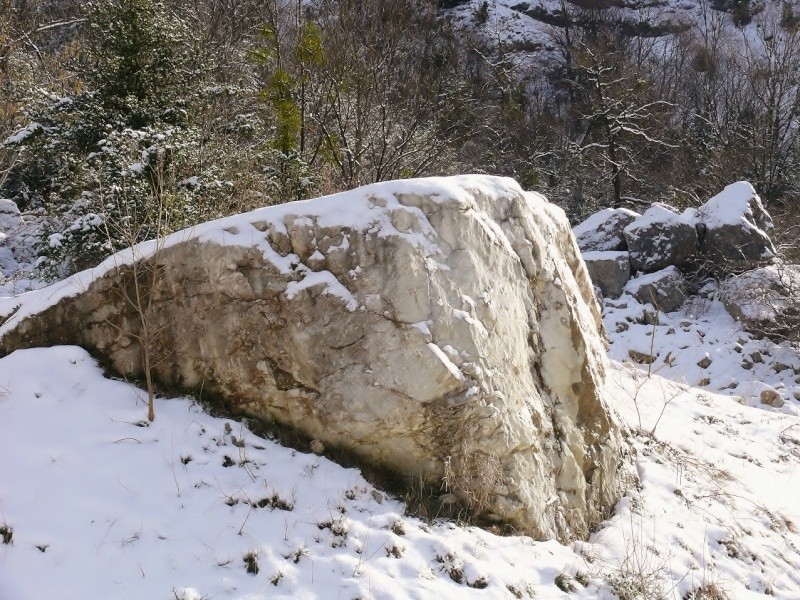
[1,176,799,599]
[1,336,799,598]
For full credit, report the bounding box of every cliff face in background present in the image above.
[0,175,624,541]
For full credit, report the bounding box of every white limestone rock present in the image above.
[0,175,624,541]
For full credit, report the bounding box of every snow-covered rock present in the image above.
[623,204,698,274]
[573,207,639,252]
[0,175,624,541]
[699,181,775,273]
[0,198,21,239]
[624,266,686,313]
[582,250,630,298]
[719,263,800,339]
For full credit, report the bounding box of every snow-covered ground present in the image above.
[2,344,799,599]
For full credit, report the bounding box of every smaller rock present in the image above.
[742,360,753,370]
[793,390,800,401]
[760,389,784,408]
[582,251,631,298]
[629,349,656,365]
[642,310,660,326]
[697,355,712,369]
[751,352,763,363]
[720,265,800,340]
[309,439,326,455]
[0,199,21,234]
[624,266,686,313]
[773,362,791,373]
[698,378,711,386]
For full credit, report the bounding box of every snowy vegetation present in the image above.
[3,0,800,277]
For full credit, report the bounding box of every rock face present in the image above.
[582,251,631,298]
[0,175,623,541]
[624,204,698,274]
[699,181,775,273]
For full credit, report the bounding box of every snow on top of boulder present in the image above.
[623,265,681,293]
[624,203,697,234]
[582,250,629,261]
[572,207,639,238]
[0,175,547,336]
[0,199,20,216]
[700,181,772,230]
[572,207,639,252]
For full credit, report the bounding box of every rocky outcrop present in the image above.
[574,182,783,326]
[0,175,624,542]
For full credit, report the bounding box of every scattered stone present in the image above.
[698,378,711,386]
[697,355,712,369]
[582,251,630,298]
[760,389,784,408]
[642,310,660,326]
[573,207,639,252]
[751,352,763,363]
[624,204,698,274]
[629,349,656,365]
[793,390,800,401]
[742,360,753,370]
[309,439,325,455]
[774,362,791,373]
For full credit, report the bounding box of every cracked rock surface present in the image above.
[0,175,623,541]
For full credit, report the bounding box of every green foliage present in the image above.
[84,0,195,129]
[0,0,238,278]
[264,69,302,154]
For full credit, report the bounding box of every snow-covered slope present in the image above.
[2,176,800,598]
[1,344,799,599]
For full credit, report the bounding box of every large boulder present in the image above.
[623,204,698,274]
[582,250,631,298]
[0,176,623,541]
[573,207,639,252]
[698,181,775,274]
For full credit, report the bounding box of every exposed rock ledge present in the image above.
[0,175,623,541]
